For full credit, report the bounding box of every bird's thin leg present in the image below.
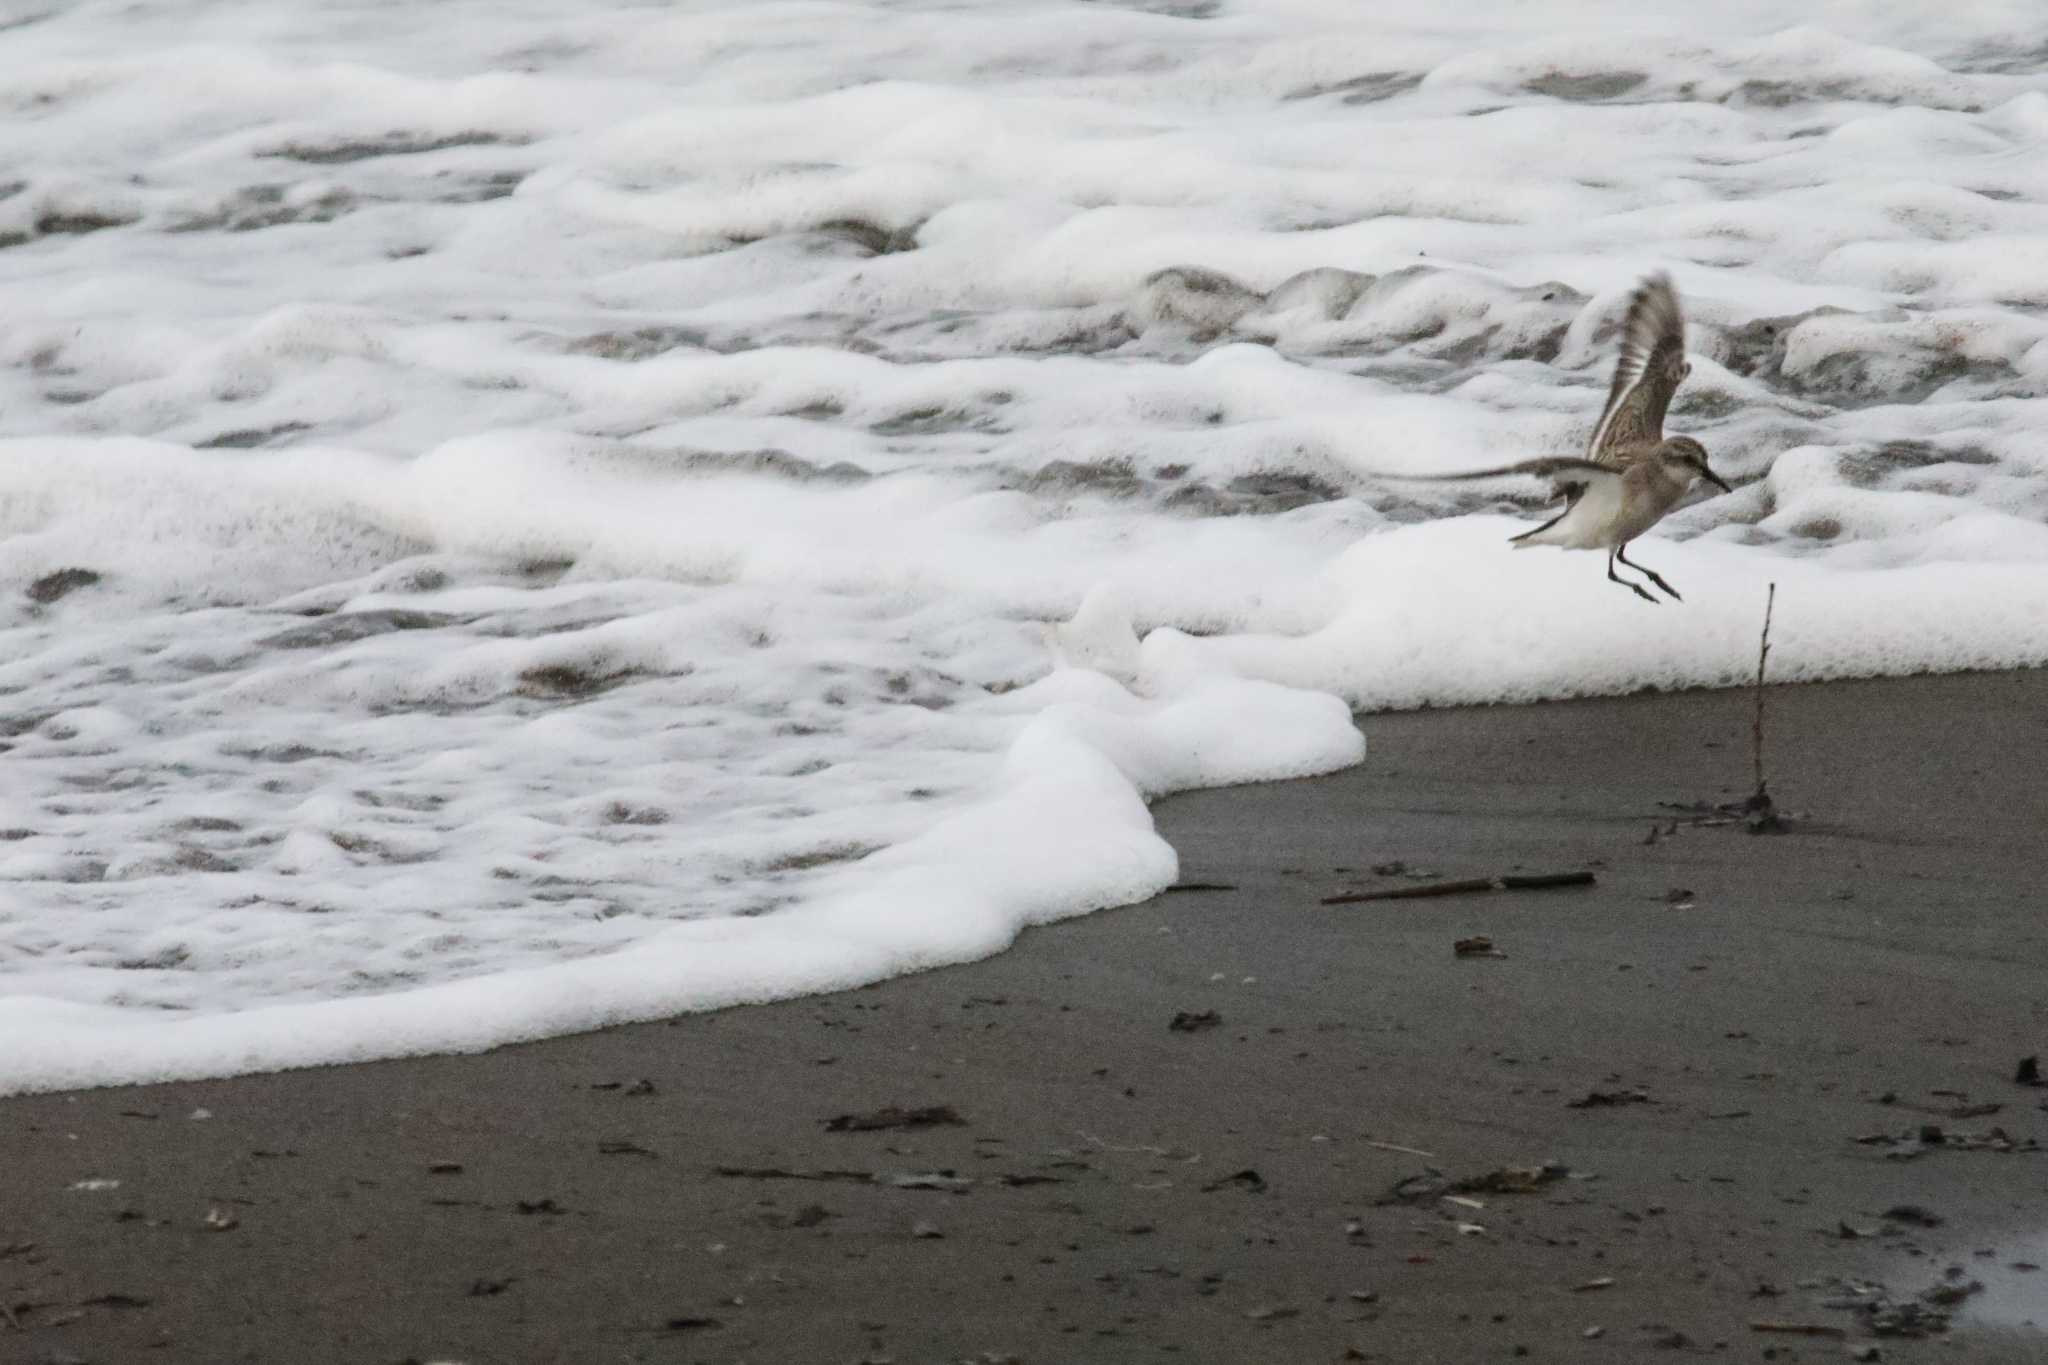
[1615,543,1682,602]
[1606,549,1658,605]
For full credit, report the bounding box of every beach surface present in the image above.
[5,669,2047,1364]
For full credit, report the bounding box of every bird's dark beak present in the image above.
[1704,468,1733,494]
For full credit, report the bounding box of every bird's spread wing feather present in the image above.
[1585,273,1687,463]
[1397,456,1623,497]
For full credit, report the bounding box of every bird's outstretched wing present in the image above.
[1586,273,1687,464]
[1394,456,1623,496]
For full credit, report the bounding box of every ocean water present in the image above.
[4,0,2047,1091]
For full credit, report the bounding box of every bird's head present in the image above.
[1658,436,1731,494]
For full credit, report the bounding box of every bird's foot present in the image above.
[1630,573,1679,601]
[1615,546,1683,602]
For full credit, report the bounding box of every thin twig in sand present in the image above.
[1741,583,1790,832]
[1752,582,1776,801]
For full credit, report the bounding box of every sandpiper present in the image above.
[1408,273,1732,604]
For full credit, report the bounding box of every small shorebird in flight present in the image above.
[1407,273,1732,604]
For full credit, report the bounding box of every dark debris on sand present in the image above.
[1853,1124,2044,1159]
[1569,1088,1654,1109]
[1380,1162,1571,1205]
[823,1104,965,1133]
[1656,796,1794,834]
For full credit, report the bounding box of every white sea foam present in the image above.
[4,0,2048,1092]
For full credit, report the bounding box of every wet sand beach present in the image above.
[5,669,2047,1364]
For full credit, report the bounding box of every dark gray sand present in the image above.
[6,670,2048,1364]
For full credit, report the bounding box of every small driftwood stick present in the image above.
[1320,871,1594,906]
[1748,1322,1846,1339]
